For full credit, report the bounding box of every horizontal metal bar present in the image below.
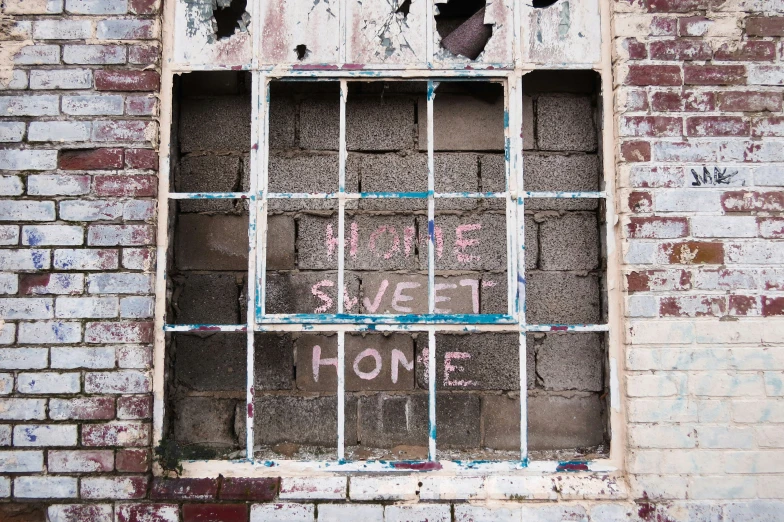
[257,313,517,325]
[524,324,610,333]
[169,192,251,200]
[264,191,507,200]
[163,324,248,332]
[523,191,607,199]
[170,64,602,76]
[252,323,523,333]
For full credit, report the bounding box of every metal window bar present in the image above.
[162,76,611,469]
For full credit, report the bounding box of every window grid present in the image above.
[162,74,611,470]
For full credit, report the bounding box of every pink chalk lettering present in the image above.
[343,285,358,311]
[391,281,421,313]
[353,348,382,380]
[417,346,429,376]
[369,225,401,260]
[363,279,389,313]
[403,226,415,257]
[434,283,457,313]
[419,226,444,259]
[311,280,334,313]
[459,278,480,314]
[444,351,478,387]
[325,224,339,259]
[455,224,481,264]
[391,349,414,384]
[349,222,359,258]
[312,345,337,382]
[482,280,498,287]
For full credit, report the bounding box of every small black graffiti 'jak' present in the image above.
[691,167,739,187]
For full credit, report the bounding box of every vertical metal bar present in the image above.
[511,74,528,464]
[339,0,347,64]
[337,80,348,461]
[427,80,436,460]
[257,81,271,320]
[426,0,434,65]
[246,72,264,461]
[505,78,515,318]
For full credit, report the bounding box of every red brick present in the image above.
[649,40,712,61]
[752,117,784,137]
[117,504,179,522]
[686,116,750,137]
[625,65,682,86]
[627,217,689,239]
[151,478,220,500]
[183,504,248,522]
[623,38,648,60]
[729,295,759,316]
[83,422,150,447]
[651,16,678,36]
[763,297,784,316]
[718,91,782,112]
[51,397,115,420]
[95,70,161,91]
[650,91,682,112]
[714,42,776,62]
[118,395,153,419]
[130,0,160,14]
[129,44,160,64]
[116,448,150,473]
[678,16,710,36]
[684,65,746,86]
[628,191,652,213]
[627,270,692,293]
[0,503,46,522]
[685,91,715,112]
[660,296,726,317]
[95,175,157,197]
[59,148,124,170]
[722,191,784,212]
[746,17,784,37]
[648,0,721,12]
[621,116,682,137]
[220,478,280,501]
[93,120,153,142]
[621,140,651,162]
[663,241,724,264]
[126,148,158,170]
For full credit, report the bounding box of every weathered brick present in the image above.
[92,121,156,142]
[28,176,91,196]
[624,65,682,86]
[63,45,126,65]
[722,191,784,212]
[97,20,157,40]
[81,476,148,499]
[0,150,58,170]
[0,201,56,222]
[22,225,83,246]
[250,503,314,522]
[116,504,179,522]
[59,148,124,170]
[85,370,150,394]
[182,504,248,522]
[150,478,219,500]
[18,321,81,344]
[13,425,77,447]
[48,504,113,522]
[0,450,44,472]
[14,476,77,499]
[95,70,160,91]
[715,41,776,62]
[30,69,92,90]
[125,148,157,169]
[55,298,119,320]
[54,249,119,270]
[220,478,279,501]
[82,421,149,447]
[66,0,128,14]
[87,273,152,294]
[687,116,750,137]
[115,448,150,472]
[88,225,154,246]
[49,397,115,420]
[62,95,124,116]
[684,65,746,85]
[84,321,153,344]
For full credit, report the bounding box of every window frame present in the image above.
[154,0,623,478]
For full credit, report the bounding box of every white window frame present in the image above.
[153,0,624,477]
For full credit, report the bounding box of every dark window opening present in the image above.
[214,0,249,40]
[435,0,492,60]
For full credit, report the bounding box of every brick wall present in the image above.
[0,0,783,521]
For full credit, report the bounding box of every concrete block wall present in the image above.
[164,77,607,462]
[1,0,783,520]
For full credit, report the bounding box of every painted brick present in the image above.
[722,191,784,212]
[50,397,115,420]
[420,476,485,500]
[88,273,152,294]
[0,348,47,370]
[17,372,80,394]
[619,116,682,137]
[279,477,346,499]
[48,450,114,472]
[14,476,78,498]
[627,217,689,238]
[92,120,157,142]
[126,96,157,116]
[120,296,153,318]
[94,175,156,196]
[122,248,154,270]
[97,20,157,40]
[385,505,451,522]
[129,43,160,64]
[0,201,56,222]
[66,0,128,14]
[13,424,77,447]
[624,65,682,86]
[48,505,113,522]
[350,476,418,501]
[718,91,782,112]
[318,505,384,522]
[0,176,24,195]
[82,421,149,447]
[748,65,784,86]
[55,298,119,319]
[60,200,125,221]
[686,116,750,137]
[27,176,91,196]
[51,346,116,368]
[62,45,126,65]
[220,478,279,501]
[0,150,58,170]
[123,201,155,221]
[660,241,725,265]
[0,450,44,472]
[22,225,84,246]
[116,504,179,522]
[116,448,150,472]
[182,504,248,522]
[0,399,45,421]
[84,321,153,343]
[250,503,314,522]
[0,123,25,143]
[33,19,91,39]
[54,249,119,270]
[81,476,148,499]
[62,95,124,116]
[3,0,63,14]
[0,374,12,394]
[125,148,158,169]
[19,273,83,295]
[117,395,151,419]
[29,69,92,90]
[88,225,154,246]
[13,45,60,65]
[95,70,160,91]
[691,216,758,238]
[620,140,651,162]
[85,370,150,393]
[0,298,53,319]
[18,321,81,344]
[59,148,124,170]
[715,41,776,62]
[454,505,521,522]
[117,345,151,369]
[0,274,18,295]
[150,478,219,500]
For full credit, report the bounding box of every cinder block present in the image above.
[174,333,246,391]
[539,213,600,271]
[534,333,603,392]
[268,153,342,210]
[483,395,521,451]
[420,91,505,151]
[357,393,428,448]
[254,333,294,391]
[416,333,520,391]
[179,96,251,152]
[523,153,601,192]
[526,271,602,324]
[299,96,340,150]
[269,95,296,149]
[296,333,415,392]
[346,96,415,151]
[173,273,240,325]
[253,395,357,447]
[173,397,239,455]
[264,271,360,314]
[528,392,605,450]
[536,95,598,152]
[175,155,240,212]
[421,213,508,271]
[175,214,248,271]
[360,273,481,314]
[438,393,482,448]
[351,152,427,211]
[434,153,479,210]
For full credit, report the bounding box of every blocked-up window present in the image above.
[162,70,609,470]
